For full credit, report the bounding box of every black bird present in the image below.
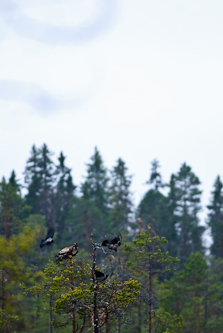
[94,270,109,282]
[56,242,79,261]
[40,228,54,248]
[101,234,122,251]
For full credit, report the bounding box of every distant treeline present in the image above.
[2,143,222,259]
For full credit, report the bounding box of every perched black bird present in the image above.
[94,270,109,282]
[40,228,54,248]
[56,242,79,261]
[101,234,122,251]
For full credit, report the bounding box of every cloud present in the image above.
[0,79,80,114]
[0,0,116,45]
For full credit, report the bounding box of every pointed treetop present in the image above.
[147,159,162,191]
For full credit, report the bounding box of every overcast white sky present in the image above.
[1,0,223,234]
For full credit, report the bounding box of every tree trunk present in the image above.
[49,295,53,333]
[3,202,9,239]
[117,314,121,333]
[137,306,141,333]
[92,245,99,333]
[148,250,152,333]
[79,316,86,333]
[70,261,76,333]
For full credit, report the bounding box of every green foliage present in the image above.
[81,147,109,216]
[0,309,19,333]
[126,229,179,277]
[109,158,133,231]
[29,257,141,331]
[0,223,43,332]
[171,163,205,261]
[3,143,223,331]
[154,312,183,333]
[207,175,223,258]
[0,176,25,238]
[125,229,179,332]
[62,197,105,253]
[147,158,163,191]
[158,252,223,332]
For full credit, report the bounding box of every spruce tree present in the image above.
[24,145,42,213]
[147,159,162,191]
[53,152,76,235]
[9,170,21,194]
[0,176,24,238]
[24,144,56,227]
[81,147,109,216]
[207,175,223,258]
[63,197,104,252]
[171,163,204,261]
[166,174,179,257]
[109,158,133,232]
[137,159,169,238]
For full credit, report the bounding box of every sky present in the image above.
[1,0,223,239]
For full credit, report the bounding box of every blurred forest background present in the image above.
[0,143,223,332]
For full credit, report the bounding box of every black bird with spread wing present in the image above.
[101,234,122,251]
[94,270,109,282]
[56,242,79,261]
[40,228,54,248]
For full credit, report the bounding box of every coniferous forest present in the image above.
[1,143,223,333]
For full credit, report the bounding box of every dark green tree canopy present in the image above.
[81,147,109,215]
[207,175,223,258]
[147,158,163,191]
[109,157,133,231]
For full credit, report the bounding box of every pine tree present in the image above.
[207,175,223,258]
[125,228,180,333]
[109,158,133,232]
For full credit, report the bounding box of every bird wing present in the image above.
[40,239,46,248]
[102,240,109,246]
[46,228,54,240]
[111,235,122,245]
[95,270,104,277]
[58,246,72,255]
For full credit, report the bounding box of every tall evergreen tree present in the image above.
[137,160,169,238]
[63,197,105,252]
[109,158,133,232]
[0,176,24,238]
[166,174,179,257]
[9,170,21,194]
[147,158,163,191]
[207,175,223,258]
[53,152,76,234]
[172,163,204,261]
[81,147,109,216]
[24,145,42,213]
[24,144,56,227]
